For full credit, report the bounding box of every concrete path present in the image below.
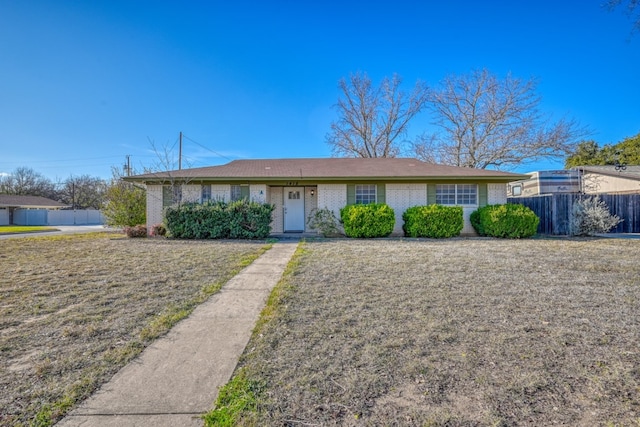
[58,240,299,427]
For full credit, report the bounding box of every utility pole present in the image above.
[179,131,183,170]
[123,155,132,176]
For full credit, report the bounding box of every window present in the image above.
[457,184,477,205]
[355,184,376,204]
[288,190,301,200]
[163,185,182,207]
[201,185,211,202]
[435,184,456,205]
[436,184,477,205]
[231,185,242,201]
[510,184,522,196]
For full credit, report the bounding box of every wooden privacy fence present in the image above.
[508,194,640,235]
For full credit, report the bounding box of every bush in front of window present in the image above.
[227,199,275,239]
[340,203,395,238]
[164,200,226,239]
[307,207,343,237]
[164,200,274,239]
[470,204,539,238]
[402,205,463,238]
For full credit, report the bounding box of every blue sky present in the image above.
[1,0,638,181]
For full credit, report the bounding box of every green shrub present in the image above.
[340,203,395,238]
[164,200,274,239]
[227,199,274,239]
[403,205,463,238]
[307,207,342,237]
[470,208,483,236]
[103,179,146,227]
[471,204,539,238]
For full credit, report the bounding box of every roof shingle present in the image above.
[0,195,67,208]
[575,165,640,181]
[128,158,527,182]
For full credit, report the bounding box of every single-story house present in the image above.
[0,195,67,225]
[573,165,640,194]
[125,158,528,236]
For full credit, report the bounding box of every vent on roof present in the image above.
[265,167,271,170]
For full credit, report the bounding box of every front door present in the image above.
[284,187,305,232]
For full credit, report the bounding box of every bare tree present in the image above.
[607,0,640,33]
[143,138,196,206]
[0,166,57,198]
[145,138,189,173]
[326,72,429,158]
[58,175,108,209]
[412,69,589,170]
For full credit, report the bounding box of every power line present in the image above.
[182,134,233,161]
[169,136,179,152]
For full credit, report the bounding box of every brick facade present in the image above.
[144,181,510,236]
[146,185,163,229]
[385,183,428,235]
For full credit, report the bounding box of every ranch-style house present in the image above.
[125,157,528,236]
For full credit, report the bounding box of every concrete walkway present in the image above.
[58,240,299,427]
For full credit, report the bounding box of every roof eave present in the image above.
[127,175,528,184]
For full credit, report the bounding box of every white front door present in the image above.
[284,187,305,232]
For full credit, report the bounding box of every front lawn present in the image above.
[0,233,269,426]
[215,238,640,426]
[0,226,58,235]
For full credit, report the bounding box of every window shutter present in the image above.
[478,183,487,207]
[377,184,385,204]
[347,185,355,205]
[427,184,437,205]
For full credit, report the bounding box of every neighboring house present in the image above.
[573,165,640,194]
[0,195,67,225]
[125,158,528,236]
[507,170,581,197]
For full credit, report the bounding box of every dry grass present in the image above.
[0,233,268,427]
[234,238,640,426]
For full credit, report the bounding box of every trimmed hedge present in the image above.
[164,200,275,239]
[403,205,463,238]
[471,204,539,238]
[340,203,395,238]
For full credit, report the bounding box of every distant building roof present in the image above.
[0,195,67,208]
[574,165,640,181]
[126,158,528,183]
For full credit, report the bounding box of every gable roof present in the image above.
[126,158,528,183]
[0,194,67,208]
[574,165,640,181]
